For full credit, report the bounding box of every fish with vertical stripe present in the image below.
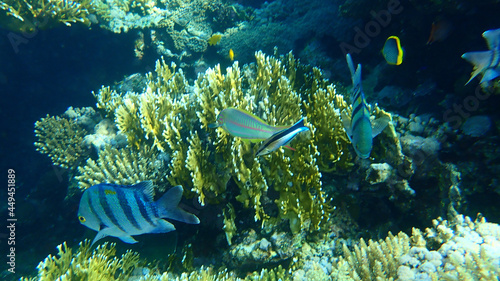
[78,181,199,246]
[341,54,390,159]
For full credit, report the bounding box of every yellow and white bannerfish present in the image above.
[462,28,500,85]
[341,54,390,159]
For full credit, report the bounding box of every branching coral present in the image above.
[20,240,141,281]
[0,0,91,33]
[324,214,500,281]
[74,145,165,190]
[34,114,88,169]
[87,50,352,233]
[22,240,291,281]
[191,50,341,232]
[333,231,412,280]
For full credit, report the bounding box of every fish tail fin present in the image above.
[157,186,200,224]
[291,117,307,131]
[346,54,362,98]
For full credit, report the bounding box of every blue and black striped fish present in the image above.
[78,181,199,245]
[341,54,390,159]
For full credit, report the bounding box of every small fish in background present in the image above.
[208,34,222,46]
[255,117,309,156]
[342,54,390,159]
[382,36,404,65]
[427,18,452,45]
[228,49,235,61]
[209,107,290,142]
[461,28,500,85]
[78,181,199,246]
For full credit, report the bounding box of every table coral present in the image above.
[34,113,88,169]
[75,145,165,190]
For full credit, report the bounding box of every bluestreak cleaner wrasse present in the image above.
[78,181,199,246]
[382,36,404,65]
[462,28,500,85]
[209,107,290,142]
[342,54,390,159]
[255,117,309,156]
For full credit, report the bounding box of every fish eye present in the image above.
[78,216,86,223]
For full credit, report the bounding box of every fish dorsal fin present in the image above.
[483,28,500,50]
[130,181,155,201]
[371,117,390,138]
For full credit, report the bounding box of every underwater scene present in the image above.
[1,0,500,280]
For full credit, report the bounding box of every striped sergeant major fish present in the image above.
[462,28,500,85]
[341,54,390,159]
[255,117,309,156]
[78,181,199,246]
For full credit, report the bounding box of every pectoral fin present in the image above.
[208,123,220,128]
[118,235,138,244]
[151,219,176,234]
[371,117,390,138]
[91,229,110,246]
[341,110,353,140]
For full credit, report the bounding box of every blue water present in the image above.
[1,0,499,279]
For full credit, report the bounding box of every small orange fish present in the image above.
[427,19,452,45]
[229,49,235,61]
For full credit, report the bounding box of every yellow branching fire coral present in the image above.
[34,114,88,169]
[86,50,352,233]
[20,240,141,281]
[36,50,368,235]
[75,145,165,190]
[0,0,91,33]
[22,240,290,280]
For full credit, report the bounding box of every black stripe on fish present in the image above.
[134,191,156,227]
[351,99,366,120]
[116,187,141,230]
[152,197,159,218]
[87,192,100,224]
[99,187,127,232]
[256,118,306,155]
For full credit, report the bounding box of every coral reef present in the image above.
[23,214,500,280]
[0,0,91,33]
[289,214,500,281]
[224,228,297,268]
[37,50,410,236]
